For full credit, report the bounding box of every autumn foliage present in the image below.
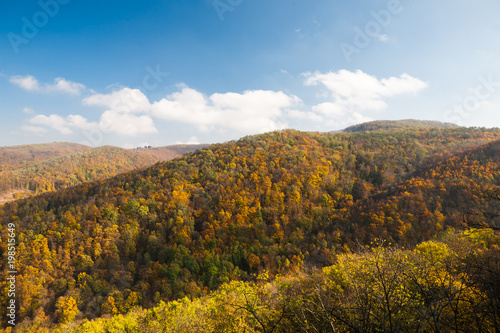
[1,124,500,330]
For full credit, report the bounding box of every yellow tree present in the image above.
[55,296,78,324]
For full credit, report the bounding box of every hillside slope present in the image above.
[342,119,459,133]
[1,126,500,327]
[0,142,90,172]
[137,144,210,161]
[0,143,206,205]
[52,229,500,333]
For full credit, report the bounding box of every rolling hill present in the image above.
[342,119,460,133]
[1,124,500,329]
[136,144,210,161]
[0,143,206,205]
[0,142,90,172]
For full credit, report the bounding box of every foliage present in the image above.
[342,119,459,133]
[1,126,500,328]
[0,144,205,204]
[18,230,499,332]
[0,142,89,172]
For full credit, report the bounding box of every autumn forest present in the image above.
[1,120,500,332]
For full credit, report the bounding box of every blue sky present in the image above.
[1,0,499,147]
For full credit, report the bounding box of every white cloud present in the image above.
[287,109,323,122]
[10,75,40,91]
[83,85,299,134]
[311,102,346,117]
[22,107,35,114]
[304,70,427,111]
[47,78,86,95]
[29,114,73,134]
[66,114,98,131]
[151,86,300,133]
[27,114,99,135]
[82,88,157,135]
[10,75,85,95]
[15,70,427,140]
[26,110,156,137]
[303,70,427,128]
[99,110,157,135]
[312,102,373,128]
[83,88,150,113]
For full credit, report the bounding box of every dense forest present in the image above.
[342,119,459,133]
[0,143,90,172]
[32,229,500,332]
[0,144,206,205]
[1,122,500,331]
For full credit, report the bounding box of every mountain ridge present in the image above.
[342,119,460,133]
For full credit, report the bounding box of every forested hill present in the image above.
[0,142,90,172]
[342,119,459,133]
[1,126,500,328]
[136,144,210,161]
[0,143,205,205]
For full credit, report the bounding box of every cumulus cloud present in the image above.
[10,75,40,91]
[28,114,101,135]
[81,88,157,135]
[17,69,427,139]
[48,78,86,95]
[26,87,158,136]
[83,88,150,113]
[312,102,373,128]
[99,110,157,135]
[303,69,427,128]
[151,86,300,133]
[26,85,154,136]
[304,70,427,110]
[29,114,74,134]
[10,75,85,95]
[287,109,323,122]
[84,85,301,134]
[26,111,157,137]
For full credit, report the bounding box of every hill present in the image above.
[0,143,206,205]
[136,144,210,161]
[0,142,90,172]
[342,119,459,133]
[1,126,500,327]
